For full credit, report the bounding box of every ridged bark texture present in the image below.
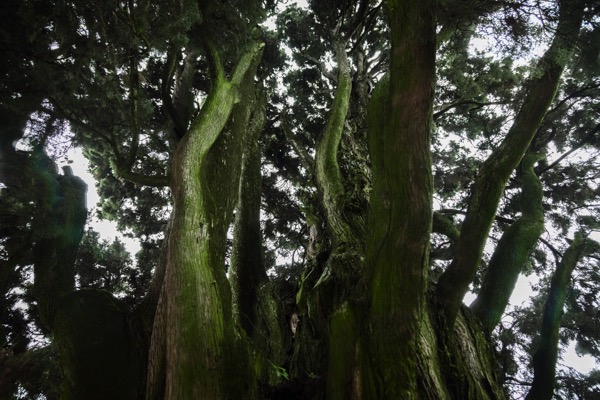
[314,39,355,250]
[470,153,545,331]
[436,0,585,327]
[161,42,264,400]
[365,0,435,397]
[230,92,286,367]
[525,235,600,400]
[230,93,268,336]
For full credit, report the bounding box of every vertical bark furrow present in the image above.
[162,42,264,399]
[365,0,436,397]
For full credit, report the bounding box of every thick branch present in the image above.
[432,211,460,242]
[470,153,545,332]
[525,234,600,400]
[436,0,585,328]
[314,39,354,249]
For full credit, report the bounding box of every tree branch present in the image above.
[115,169,170,187]
[298,52,338,84]
[525,233,600,400]
[471,153,545,332]
[161,45,193,139]
[433,99,507,120]
[127,54,141,168]
[435,0,585,328]
[538,123,600,175]
[280,110,314,173]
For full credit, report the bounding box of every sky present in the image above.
[53,0,597,375]
[58,148,141,256]
[63,145,597,375]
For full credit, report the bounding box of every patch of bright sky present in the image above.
[58,148,141,257]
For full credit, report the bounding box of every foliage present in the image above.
[0,0,599,398]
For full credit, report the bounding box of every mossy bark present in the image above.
[157,42,264,399]
[230,92,268,338]
[326,302,361,400]
[525,235,600,400]
[314,39,356,250]
[471,153,545,332]
[291,34,366,396]
[436,0,585,328]
[364,0,435,397]
[229,91,287,370]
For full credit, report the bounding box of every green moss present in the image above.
[471,153,545,331]
[314,40,355,248]
[365,0,435,396]
[327,302,359,400]
[160,41,265,398]
[436,0,585,328]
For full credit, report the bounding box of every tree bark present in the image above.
[364,0,435,397]
[314,39,356,250]
[470,153,545,332]
[436,0,585,328]
[158,40,264,399]
[525,234,600,400]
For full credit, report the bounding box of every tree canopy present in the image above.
[0,0,599,399]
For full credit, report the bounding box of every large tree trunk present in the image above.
[363,0,435,397]
[150,40,264,399]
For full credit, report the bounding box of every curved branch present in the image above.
[525,234,600,400]
[470,153,545,332]
[432,211,460,242]
[314,38,354,248]
[435,0,585,328]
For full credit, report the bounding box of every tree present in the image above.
[1,0,599,399]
